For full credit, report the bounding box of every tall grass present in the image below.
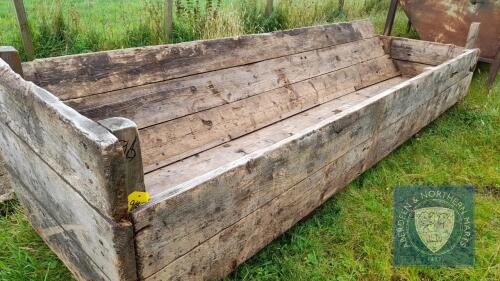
[0,0,412,60]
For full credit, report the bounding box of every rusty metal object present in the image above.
[399,0,500,63]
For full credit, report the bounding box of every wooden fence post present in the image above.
[338,0,345,13]
[384,0,399,36]
[165,0,173,42]
[12,0,34,60]
[0,46,23,77]
[265,0,273,17]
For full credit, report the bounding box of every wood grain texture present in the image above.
[379,36,465,65]
[0,59,128,219]
[139,54,398,172]
[144,77,406,196]
[393,60,433,77]
[132,49,478,279]
[22,20,375,100]
[0,121,137,281]
[67,37,385,130]
[144,72,473,281]
[99,117,145,195]
[0,155,14,202]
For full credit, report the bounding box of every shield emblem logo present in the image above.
[414,207,455,253]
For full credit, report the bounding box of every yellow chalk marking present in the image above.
[128,191,150,212]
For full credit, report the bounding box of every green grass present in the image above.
[0,1,499,280]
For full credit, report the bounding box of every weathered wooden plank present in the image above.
[393,59,434,77]
[0,59,128,219]
[0,155,14,202]
[145,73,473,281]
[0,121,137,281]
[140,54,398,171]
[379,36,465,65]
[68,37,386,130]
[132,49,478,279]
[9,176,110,281]
[22,20,375,100]
[144,77,406,195]
[99,117,145,195]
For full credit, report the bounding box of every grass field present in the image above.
[0,1,499,280]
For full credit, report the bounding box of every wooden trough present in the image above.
[0,20,479,281]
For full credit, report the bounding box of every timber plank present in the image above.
[0,59,128,219]
[68,37,386,130]
[139,54,398,171]
[143,77,406,193]
[393,59,433,77]
[383,36,465,65]
[23,20,375,100]
[132,50,478,279]
[145,73,473,281]
[0,121,137,281]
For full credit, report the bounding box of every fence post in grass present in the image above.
[0,46,23,77]
[165,0,174,42]
[384,0,399,36]
[265,0,274,17]
[12,0,34,61]
[338,0,345,12]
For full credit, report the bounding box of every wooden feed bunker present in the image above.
[0,20,479,281]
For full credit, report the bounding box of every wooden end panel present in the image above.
[379,36,466,65]
[132,50,478,279]
[0,59,128,219]
[0,122,137,281]
[0,60,139,280]
[22,20,375,100]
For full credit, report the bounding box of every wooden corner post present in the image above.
[0,46,23,77]
[99,117,146,196]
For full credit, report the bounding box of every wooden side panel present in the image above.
[133,50,478,279]
[67,37,385,130]
[145,73,473,281]
[379,36,465,65]
[0,122,137,281]
[143,77,406,196]
[22,20,375,100]
[0,59,127,219]
[139,54,398,171]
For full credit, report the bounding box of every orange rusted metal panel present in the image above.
[400,0,500,62]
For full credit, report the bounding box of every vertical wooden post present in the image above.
[486,48,499,90]
[0,46,23,77]
[265,0,273,17]
[338,0,345,13]
[384,0,399,36]
[465,22,480,49]
[99,117,146,196]
[12,0,34,61]
[165,0,174,42]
